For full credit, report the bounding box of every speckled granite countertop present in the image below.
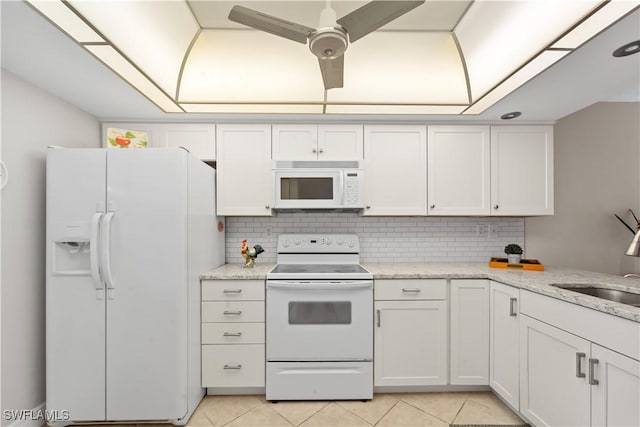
[200,263,275,280]
[201,262,640,323]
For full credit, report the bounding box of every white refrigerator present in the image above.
[46,147,224,424]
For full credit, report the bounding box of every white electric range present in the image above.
[265,234,373,401]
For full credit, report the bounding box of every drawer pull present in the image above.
[223,289,242,294]
[376,309,381,327]
[223,310,242,315]
[223,332,242,337]
[402,288,421,293]
[223,364,242,370]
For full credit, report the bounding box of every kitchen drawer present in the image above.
[202,301,265,323]
[202,344,265,387]
[374,279,447,300]
[202,280,265,301]
[202,322,265,344]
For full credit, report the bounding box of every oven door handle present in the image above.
[266,281,372,291]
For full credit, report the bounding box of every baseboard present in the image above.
[206,387,265,395]
[374,385,491,393]
[6,402,48,427]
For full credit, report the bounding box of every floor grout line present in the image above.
[399,398,455,425]
[372,400,401,426]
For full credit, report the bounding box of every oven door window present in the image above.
[288,301,351,325]
[280,177,333,200]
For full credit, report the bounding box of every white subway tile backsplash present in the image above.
[225,213,525,264]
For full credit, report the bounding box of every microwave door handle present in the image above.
[338,171,345,206]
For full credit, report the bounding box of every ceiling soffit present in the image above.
[26,0,640,115]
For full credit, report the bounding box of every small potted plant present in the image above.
[504,243,523,264]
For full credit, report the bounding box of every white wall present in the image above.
[0,70,100,426]
[526,102,640,275]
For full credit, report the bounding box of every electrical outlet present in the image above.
[477,224,489,238]
[489,225,499,239]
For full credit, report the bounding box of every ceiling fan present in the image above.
[228,1,425,90]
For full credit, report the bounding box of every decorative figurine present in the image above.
[241,239,264,268]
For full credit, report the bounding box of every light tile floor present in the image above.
[181,392,528,427]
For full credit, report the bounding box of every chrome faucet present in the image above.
[623,273,640,278]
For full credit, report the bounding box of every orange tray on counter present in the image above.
[489,257,544,271]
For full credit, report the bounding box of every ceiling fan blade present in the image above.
[228,5,316,44]
[318,55,344,90]
[337,1,425,43]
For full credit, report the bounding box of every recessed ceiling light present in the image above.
[501,111,522,120]
[613,40,640,58]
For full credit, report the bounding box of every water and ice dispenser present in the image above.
[51,221,91,275]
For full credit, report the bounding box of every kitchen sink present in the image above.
[552,284,640,307]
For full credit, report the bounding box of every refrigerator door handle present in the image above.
[90,211,104,298]
[101,211,116,296]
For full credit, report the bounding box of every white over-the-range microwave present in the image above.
[272,160,365,210]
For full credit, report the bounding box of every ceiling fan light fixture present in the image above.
[309,28,348,59]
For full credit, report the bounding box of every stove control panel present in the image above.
[277,234,359,253]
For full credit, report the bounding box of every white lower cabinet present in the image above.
[489,281,520,409]
[201,280,265,388]
[591,344,640,427]
[519,314,591,426]
[450,279,489,385]
[520,295,640,426]
[374,279,448,386]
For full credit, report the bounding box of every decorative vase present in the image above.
[507,254,522,264]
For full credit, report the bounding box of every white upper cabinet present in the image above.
[165,124,215,160]
[427,126,490,215]
[216,124,272,216]
[490,126,554,215]
[272,124,363,161]
[102,122,216,160]
[363,125,427,216]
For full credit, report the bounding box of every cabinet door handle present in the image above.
[265,204,270,209]
[223,310,242,315]
[318,148,324,153]
[589,358,599,385]
[376,309,381,327]
[430,204,435,209]
[509,297,517,316]
[223,364,242,370]
[575,352,586,378]
[402,288,421,293]
[223,332,242,337]
[366,205,371,209]
[494,205,499,210]
[223,289,242,294]
[312,148,317,153]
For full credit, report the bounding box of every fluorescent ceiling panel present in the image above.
[181,103,324,113]
[464,50,570,115]
[552,1,640,49]
[325,105,466,114]
[179,30,325,103]
[326,32,468,104]
[456,0,601,102]
[188,0,471,31]
[27,1,104,43]
[69,0,199,97]
[85,45,183,113]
